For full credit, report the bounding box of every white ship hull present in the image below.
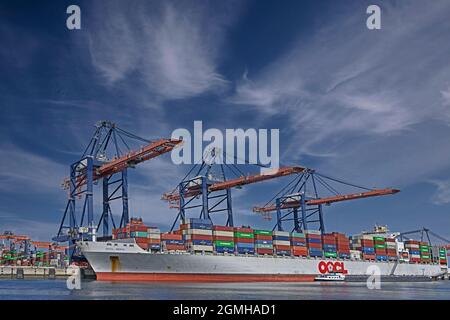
[79,241,447,282]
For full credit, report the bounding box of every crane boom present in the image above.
[253,188,400,213]
[64,138,182,189]
[96,138,182,177]
[162,166,305,202]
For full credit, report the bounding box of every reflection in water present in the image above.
[0,280,449,300]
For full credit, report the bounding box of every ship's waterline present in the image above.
[79,241,446,282]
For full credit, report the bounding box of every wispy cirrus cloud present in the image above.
[87,0,242,101]
[229,1,450,190]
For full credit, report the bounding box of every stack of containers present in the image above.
[183,218,213,252]
[254,229,273,255]
[333,232,350,259]
[130,225,148,250]
[234,227,255,254]
[439,248,447,265]
[373,236,387,261]
[291,231,308,257]
[405,240,420,263]
[213,225,235,253]
[386,238,397,260]
[147,227,161,251]
[419,241,431,264]
[273,231,291,256]
[161,233,185,251]
[305,230,323,257]
[350,235,375,260]
[322,233,337,258]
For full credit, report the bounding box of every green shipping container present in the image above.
[374,244,386,249]
[324,252,337,258]
[131,232,148,238]
[234,232,254,239]
[420,247,429,252]
[214,241,234,247]
[291,232,305,238]
[254,230,272,236]
[421,255,430,259]
[373,236,385,241]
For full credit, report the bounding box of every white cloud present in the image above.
[0,146,66,194]
[229,1,450,189]
[87,0,241,100]
[429,179,450,205]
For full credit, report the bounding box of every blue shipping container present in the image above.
[363,247,375,253]
[376,255,387,261]
[323,244,337,250]
[291,241,307,247]
[306,238,322,244]
[192,239,212,246]
[236,242,254,248]
[255,240,273,245]
[188,218,213,225]
[237,248,255,254]
[189,223,213,230]
[164,240,184,245]
[275,250,291,256]
[215,247,235,253]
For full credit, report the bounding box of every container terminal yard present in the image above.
[3,121,449,282]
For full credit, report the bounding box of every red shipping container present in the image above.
[292,250,308,257]
[161,233,183,240]
[179,223,188,230]
[322,239,336,245]
[256,248,273,255]
[165,244,185,250]
[307,242,322,248]
[234,238,253,243]
[306,234,321,239]
[190,234,213,241]
[213,236,234,241]
[291,237,306,242]
[213,225,234,231]
[255,235,272,240]
[274,245,291,251]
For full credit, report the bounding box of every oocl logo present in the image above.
[318,261,348,274]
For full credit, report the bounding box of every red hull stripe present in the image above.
[96,272,316,282]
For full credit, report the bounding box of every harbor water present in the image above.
[0,279,450,300]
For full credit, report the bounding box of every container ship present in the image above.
[80,218,449,282]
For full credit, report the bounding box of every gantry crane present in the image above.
[253,168,399,232]
[162,148,304,230]
[53,121,181,258]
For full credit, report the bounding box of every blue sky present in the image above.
[1,0,450,241]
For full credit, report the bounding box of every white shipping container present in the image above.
[186,229,213,236]
[148,234,161,240]
[148,228,161,234]
[406,244,419,249]
[188,245,213,251]
[304,230,321,235]
[273,240,290,246]
[272,230,290,237]
[350,250,362,260]
[213,231,234,237]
